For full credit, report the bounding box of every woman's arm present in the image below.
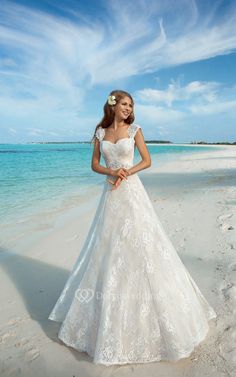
[91,139,112,175]
[127,128,151,175]
[109,128,151,190]
[91,138,129,181]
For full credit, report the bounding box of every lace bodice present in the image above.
[95,124,141,170]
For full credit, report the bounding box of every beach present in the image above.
[0,144,236,377]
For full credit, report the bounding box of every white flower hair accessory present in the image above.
[107,95,116,106]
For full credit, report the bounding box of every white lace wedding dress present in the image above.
[48,123,217,366]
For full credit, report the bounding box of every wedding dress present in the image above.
[48,123,217,366]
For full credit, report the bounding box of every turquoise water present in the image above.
[0,142,223,250]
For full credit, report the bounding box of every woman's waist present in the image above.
[106,161,134,170]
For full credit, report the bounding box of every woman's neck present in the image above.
[110,118,126,131]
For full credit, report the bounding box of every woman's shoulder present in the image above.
[130,123,141,130]
[129,123,141,137]
[95,126,105,141]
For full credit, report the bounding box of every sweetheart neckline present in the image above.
[102,137,134,145]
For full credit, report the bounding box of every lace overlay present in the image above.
[48,123,217,365]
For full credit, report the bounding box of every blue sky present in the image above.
[0,0,236,143]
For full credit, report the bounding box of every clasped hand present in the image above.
[106,168,131,190]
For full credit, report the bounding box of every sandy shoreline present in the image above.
[0,145,236,376]
[146,143,233,147]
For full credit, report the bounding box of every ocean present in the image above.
[0,142,223,252]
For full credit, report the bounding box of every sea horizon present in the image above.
[0,141,235,145]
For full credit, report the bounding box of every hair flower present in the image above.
[107,95,116,105]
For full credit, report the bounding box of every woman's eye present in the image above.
[122,102,132,108]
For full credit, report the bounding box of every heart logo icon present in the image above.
[75,288,94,303]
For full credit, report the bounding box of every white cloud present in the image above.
[134,80,220,107]
[0,57,17,68]
[27,128,62,137]
[189,99,236,115]
[1,0,236,88]
[134,79,236,139]
[135,103,185,124]
[27,128,44,136]
[8,127,18,134]
[0,0,236,142]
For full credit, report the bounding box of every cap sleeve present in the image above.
[95,127,105,142]
[128,124,141,138]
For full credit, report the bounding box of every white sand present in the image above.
[0,145,236,377]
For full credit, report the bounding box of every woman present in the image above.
[48,89,217,366]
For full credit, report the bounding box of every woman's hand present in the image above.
[108,177,122,190]
[107,168,131,190]
[110,168,130,180]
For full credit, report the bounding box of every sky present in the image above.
[0,0,236,143]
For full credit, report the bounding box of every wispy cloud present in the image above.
[0,0,236,142]
[135,103,185,124]
[8,127,18,135]
[135,80,220,107]
[135,78,236,114]
[189,99,236,115]
[27,127,60,137]
[1,0,236,87]
[134,79,236,139]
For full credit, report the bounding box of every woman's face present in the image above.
[114,96,133,121]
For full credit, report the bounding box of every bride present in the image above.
[48,89,217,366]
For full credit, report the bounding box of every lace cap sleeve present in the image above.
[128,124,141,138]
[95,127,105,142]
